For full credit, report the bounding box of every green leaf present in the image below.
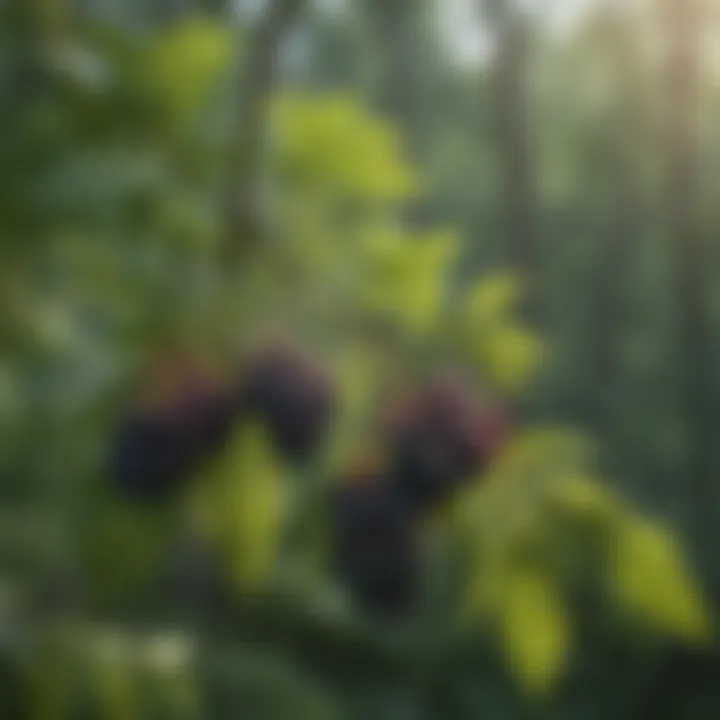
[455,427,600,590]
[82,503,173,604]
[479,326,545,394]
[487,426,596,491]
[609,519,711,644]
[467,272,522,327]
[500,569,570,696]
[29,648,75,720]
[321,347,379,475]
[202,424,286,592]
[462,549,511,621]
[87,628,138,720]
[462,273,545,393]
[275,93,417,200]
[362,226,457,335]
[145,19,234,122]
[546,476,622,526]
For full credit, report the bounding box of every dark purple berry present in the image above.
[386,374,511,513]
[330,470,419,618]
[238,345,334,464]
[110,387,236,503]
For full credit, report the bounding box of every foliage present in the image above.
[0,3,717,719]
[457,427,711,695]
[195,423,287,592]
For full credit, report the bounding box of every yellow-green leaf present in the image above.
[361,226,456,335]
[478,325,545,394]
[211,424,286,591]
[467,272,522,327]
[462,549,510,620]
[547,476,622,526]
[322,348,379,475]
[500,570,570,696]
[275,93,417,200]
[146,19,233,121]
[609,519,711,644]
[487,426,595,492]
[86,627,138,720]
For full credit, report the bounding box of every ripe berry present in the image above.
[386,373,510,513]
[238,344,334,464]
[110,387,236,503]
[329,470,419,618]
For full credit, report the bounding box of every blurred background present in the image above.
[1,0,719,717]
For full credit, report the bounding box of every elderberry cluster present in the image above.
[330,468,419,618]
[109,351,510,619]
[110,344,334,503]
[111,386,235,503]
[386,374,510,513]
[237,344,334,464]
[330,374,511,617]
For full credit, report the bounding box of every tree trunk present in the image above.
[363,0,430,228]
[662,0,714,555]
[483,0,539,312]
[224,0,305,260]
[365,0,421,141]
[590,7,645,430]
